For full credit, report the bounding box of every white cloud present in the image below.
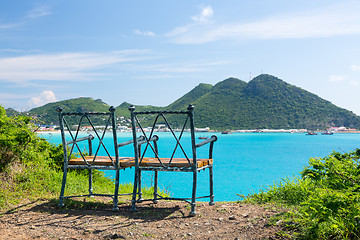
[26,5,52,19]
[0,93,30,100]
[0,22,22,29]
[0,49,41,53]
[128,60,228,74]
[191,6,214,23]
[29,91,56,107]
[0,50,154,83]
[329,75,347,82]
[349,80,359,86]
[167,3,360,44]
[0,5,52,32]
[350,64,360,71]
[29,90,57,108]
[133,29,156,37]
[329,75,360,87]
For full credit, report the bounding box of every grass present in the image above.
[0,105,168,211]
[0,162,160,211]
[241,150,360,239]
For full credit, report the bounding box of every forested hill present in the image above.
[10,74,360,130]
[27,97,110,125]
[174,74,360,130]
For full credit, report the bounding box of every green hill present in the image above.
[5,108,20,117]
[115,102,162,117]
[179,74,360,130]
[166,83,213,110]
[28,97,111,125]
[25,74,360,130]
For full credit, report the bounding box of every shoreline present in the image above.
[35,129,360,134]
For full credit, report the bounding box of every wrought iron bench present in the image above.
[56,106,156,210]
[129,104,217,216]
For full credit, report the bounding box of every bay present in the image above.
[38,131,360,202]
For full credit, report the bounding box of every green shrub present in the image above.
[243,150,360,239]
[0,105,166,210]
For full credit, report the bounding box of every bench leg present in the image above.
[112,169,120,211]
[209,166,215,205]
[88,169,93,196]
[58,166,68,207]
[131,169,139,212]
[153,170,158,203]
[189,170,197,217]
[137,171,143,202]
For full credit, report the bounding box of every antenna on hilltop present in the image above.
[249,72,252,81]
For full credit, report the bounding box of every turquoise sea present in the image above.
[38,132,360,202]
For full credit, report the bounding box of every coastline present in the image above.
[35,129,360,134]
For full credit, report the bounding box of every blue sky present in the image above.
[1,1,360,115]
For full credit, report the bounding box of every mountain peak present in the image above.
[245,74,291,96]
[166,82,213,109]
[26,74,360,130]
[212,77,247,93]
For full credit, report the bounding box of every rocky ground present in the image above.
[0,198,290,239]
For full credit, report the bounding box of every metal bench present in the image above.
[56,106,152,210]
[129,104,217,216]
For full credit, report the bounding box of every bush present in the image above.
[0,105,69,208]
[0,105,165,210]
[0,106,114,209]
[0,107,33,170]
[243,150,360,239]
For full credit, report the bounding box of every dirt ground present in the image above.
[0,198,289,239]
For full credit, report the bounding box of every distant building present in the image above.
[195,127,210,132]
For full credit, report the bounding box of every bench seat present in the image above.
[135,157,213,168]
[68,156,135,167]
[69,156,212,168]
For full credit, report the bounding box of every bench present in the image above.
[129,104,217,216]
[56,106,157,210]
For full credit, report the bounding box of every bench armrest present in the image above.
[118,135,145,147]
[195,135,217,148]
[66,134,94,145]
[117,135,159,148]
[138,135,159,145]
[195,135,217,160]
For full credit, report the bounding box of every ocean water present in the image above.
[38,131,360,202]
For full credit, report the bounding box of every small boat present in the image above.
[306,131,318,135]
[321,131,333,135]
[221,131,231,134]
[198,136,208,139]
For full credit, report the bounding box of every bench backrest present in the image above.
[129,104,208,169]
[57,106,119,168]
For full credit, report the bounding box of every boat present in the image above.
[321,131,333,135]
[221,131,232,134]
[198,136,208,139]
[306,131,318,135]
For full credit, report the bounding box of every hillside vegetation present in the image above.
[0,105,148,210]
[243,149,360,239]
[2,104,360,238]
[9,74,360,130]
[179,74,360,130]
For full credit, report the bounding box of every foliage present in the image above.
[4,108,19,117]
[186,74,360,130]
[0,105,161,210]
[28,97,111,126]
[243,150,360,239]
[166,83,213,110]
[0,106,33,170]
[0,104,66,208]
[22,74,360,130]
